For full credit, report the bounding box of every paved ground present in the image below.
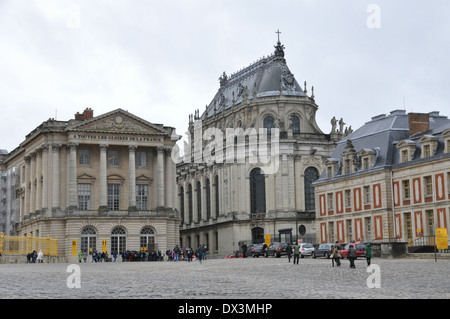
[1,256,449,300]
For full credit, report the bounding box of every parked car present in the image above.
[265,242,288,258]
[312,243,334,258]
[340,243,366,259]
[245,243,265,257]
[299,243,315,258]
[222,252,243,259]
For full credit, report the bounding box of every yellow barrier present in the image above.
[0,233,58,256]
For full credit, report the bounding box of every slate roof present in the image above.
[201,41,305,120]
[317,110,450,181]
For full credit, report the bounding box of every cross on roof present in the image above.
[276,29,281,42]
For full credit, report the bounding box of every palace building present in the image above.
[175,39,342,257]
[314,110,450,251]
[0,108,180,261]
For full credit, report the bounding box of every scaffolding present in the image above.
[0,233,58,256]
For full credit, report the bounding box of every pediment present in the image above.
[68,109,168,135]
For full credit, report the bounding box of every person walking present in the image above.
[37,250,44,263]
[286,243,292,263]
[78,250,83,263]
[331,244,341,267]
[292,242,300,265]
[347,244,356,269]
[365,243,372,266]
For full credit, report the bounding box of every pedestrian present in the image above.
[78,250,83,263]
[83,250,87,263]
[347,244,356,269]
[365,243,372,266]
[331,244,341,267]
[292,242,300,265]
[37,249,44,263]
[242,242,247,258]
[286,243,292,263]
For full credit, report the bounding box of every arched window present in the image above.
[263,115,275,131]
[140,226,156,251]
[179,186,185,224]
[304,167,319,211]
[215,175,219,218]
[206,178,211,220]
[290,115,300,134]
[111,226,127,254]
[196,181,202,221]
[250,168,266,214]
[80,226,97,254]
[188,184,193,224]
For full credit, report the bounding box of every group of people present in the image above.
[169,245,207,262]
[283,242,373,268]
[26,250,44,263]
[330,242,373,268]
[76,245,208,263]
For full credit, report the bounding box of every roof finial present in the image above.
[276,29,281,43]
[274,29,285,58]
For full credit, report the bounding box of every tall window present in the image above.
[402,180,410,200]
[364,186,371,204]
[250,168,266,214]
[215,175,219,218]
[79,149,90,165]
[196,181,202,221]
[179,186,185,224]
[137,151,147,167]
[401,150,409,163]
[140,226,156,251]
[304,167,319,211]
[111,226,127,254]
[80,226,97,254]
[263,115,275,132]
[108,184,120,210]
[424,176,433,197]
[423,145,431,158]
[136,184,148,210]
[188,184,193,223]
[206,178,211,220]
[345,189,352,208]
[78,183,91,210]
[290,115,300,134]
[108,150,119,166]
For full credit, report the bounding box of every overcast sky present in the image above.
[1,0,449,153]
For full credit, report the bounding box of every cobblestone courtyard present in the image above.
[1,256,449,299]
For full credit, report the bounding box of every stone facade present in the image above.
[0,108,180,261]
[314,110,450,248]
[175,41,340,258]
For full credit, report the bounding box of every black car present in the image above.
[245,243,265,257]
[265,242,288,258]
[312,243,334,258]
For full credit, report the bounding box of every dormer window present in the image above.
[342,139,357,175]
[396,140,416,163]
[324,158,338,179]
[418,135,439,159]
[441,129,450,153]
[357,148,377,171]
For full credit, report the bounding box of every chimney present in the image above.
[75,108,94,121]
[408,112,429,136]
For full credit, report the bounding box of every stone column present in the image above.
[128,145,137,211]
[23,156,30,217]
[35,149,42,212]
[52,144,61,209]
[67,143,78,210]
[99,144,108,211]
[165,148,174,209]
[41,145,49,212]
[156,147,165,208]
[29,152,36,213]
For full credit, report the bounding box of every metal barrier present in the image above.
[0,233,58,256]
